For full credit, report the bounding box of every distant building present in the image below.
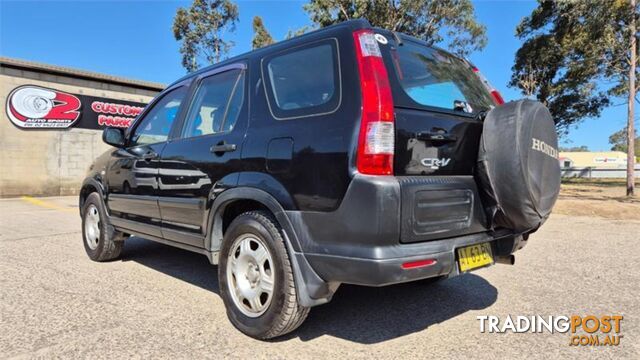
[1,57,164,197]
[559,151,629,169]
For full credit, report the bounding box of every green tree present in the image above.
[511,0,637,196]
[285,25,313,40]
[610,127,640,156]
[173,0,239,72]
[252,16,275,49]
[559,145,590,152]
[303,0,487,56]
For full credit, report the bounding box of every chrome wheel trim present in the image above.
[84,204,100,250]
[226,234,275,318]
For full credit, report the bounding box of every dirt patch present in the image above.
[555,179,640,220]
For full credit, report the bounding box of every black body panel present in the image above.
[239,27,360,212]
[156,65,249,243]
[398,176,487,243]
[394,108,483,176]
[105,143,166,231]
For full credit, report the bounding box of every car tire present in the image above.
[219,210,309,339]
[82,192,125,262]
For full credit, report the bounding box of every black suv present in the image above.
[80,19,560,339]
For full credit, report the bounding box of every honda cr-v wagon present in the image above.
[80,19,561,339]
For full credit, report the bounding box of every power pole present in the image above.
[627,0,637,196]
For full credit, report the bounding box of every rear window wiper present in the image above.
[475,110,488,121]
[453,100,473,113]
[391,31,403,46]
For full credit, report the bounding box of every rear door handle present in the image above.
[210,142,237,154]
[416,132,457,143]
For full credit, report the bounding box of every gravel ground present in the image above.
[0,196,638,359]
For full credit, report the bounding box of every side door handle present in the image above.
[210,142,237,155]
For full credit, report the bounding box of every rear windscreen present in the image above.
[390,41,495,113]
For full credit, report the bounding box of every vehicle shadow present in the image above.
[121,237,498,344]
[121,237,220,293]
[288,275,497,344]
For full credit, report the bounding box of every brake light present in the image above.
[353,29,395,175]
[490,90,505,105]
[472,67,505,106]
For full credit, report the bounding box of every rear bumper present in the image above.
[304,230,526,286]
[286,174,527,288]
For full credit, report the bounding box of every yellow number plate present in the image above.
[457,242,493,272]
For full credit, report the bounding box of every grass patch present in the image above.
[555,177,640,220]
[561,178,635,187]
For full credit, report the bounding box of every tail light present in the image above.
[353,29,395,175]
[472,67,505,106]
[401,259,437,269]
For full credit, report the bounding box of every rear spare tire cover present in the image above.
[476,99,560,232]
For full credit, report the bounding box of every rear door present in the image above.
[376,32,497,242]
[378,32,496,176]
[156,64,248,247]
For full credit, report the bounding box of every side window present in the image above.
[182,69,245,138]
[130,87,187,146]
[262,39,340,119]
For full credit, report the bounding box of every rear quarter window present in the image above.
[387,40,494,114]
[262,38,341,120]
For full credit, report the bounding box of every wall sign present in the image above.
[6,84,150,130]
[594,157,626,164]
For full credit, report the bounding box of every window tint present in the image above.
[264,40,340,118]
[391,41,494,113]
[182,70,245,138]
[130,87,186,146]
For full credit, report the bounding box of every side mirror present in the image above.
[102,127,125,148]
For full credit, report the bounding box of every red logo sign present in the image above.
[6,85,81,129]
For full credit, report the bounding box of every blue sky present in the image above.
[0,0,633,151]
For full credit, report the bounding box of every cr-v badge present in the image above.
[421,157,451,169]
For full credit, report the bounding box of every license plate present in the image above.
[457,242,493,272]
